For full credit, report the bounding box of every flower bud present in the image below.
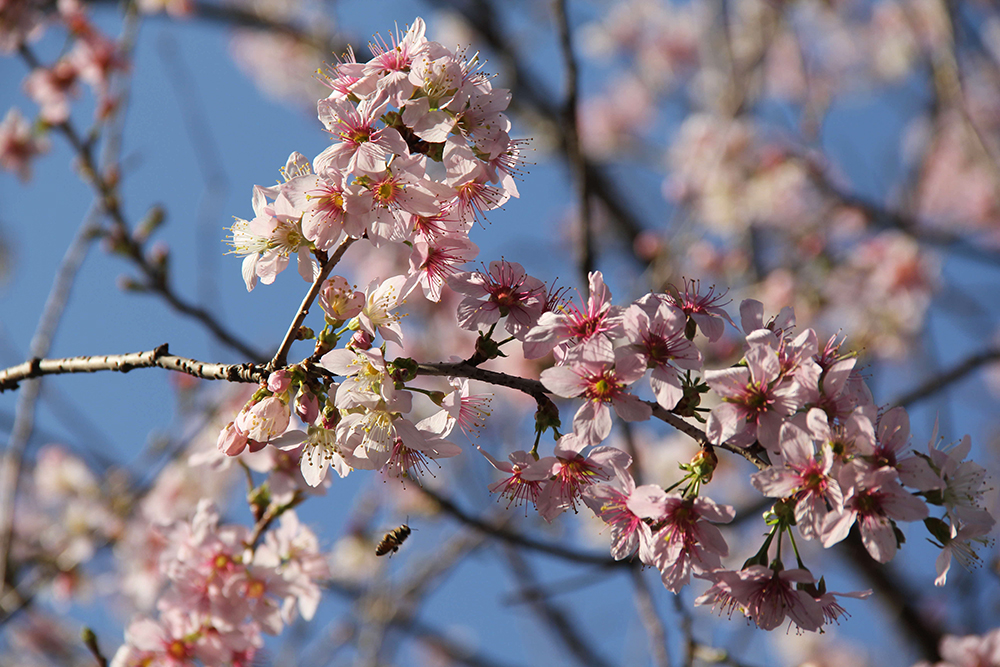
[268,369,292,394]
[296,390,319,424]
[350,329,373,350]
[217,421,249,456]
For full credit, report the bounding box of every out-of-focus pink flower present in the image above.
[0,107,48,181]
[23,59,79,124]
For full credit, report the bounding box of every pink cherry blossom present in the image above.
[0,107,48,181]
[582,465,654,561]
[449,260,546,339]
[823,466,929,562]
[318,275,365,322]
[540,339,652,444]
[321,346,401,409]
[443,138,513,222]
[933,513,995,587]
[23,59,79,124]
[524,271,623,360]
[235,396,290,448]
[751,421,844,541]
[696,565,825,632]
[924,429,993,526]
[283,171,365,251]
[478,447,550,511]
[379,412,462,482]
[638,491,734,592]
[704,333,804,449]
[665,280,734,342]
[227,184,315,291]
[933,628,1000,667]
[356,274,415,348]
[439,378,492,437]
[621,294,702,410]
[408,233,479,302]
[526,431,631,521]
[361,17,428,105]
[315,92,408,177]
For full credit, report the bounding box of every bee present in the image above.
[375,523,412,557]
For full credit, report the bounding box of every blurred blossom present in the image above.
[580,0,703,91]
[823,231,938,358]
[0,0,46,53]
[916,112,1000,233]
[230,31,328,108]
[579,76,653,159]
[0,107,48,181]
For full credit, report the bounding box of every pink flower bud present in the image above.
[268,369,292,394]
[350,330,373,350]
[217,421,249,456]
[295,391,319,424]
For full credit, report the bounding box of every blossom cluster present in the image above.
[0,0,126,179]
[212,11,995,644]
[214,22,999,619]
[228,16,519,295]
[225,185,996,636]
[111,501,329,667]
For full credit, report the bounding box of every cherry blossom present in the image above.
[581,466,653,561]
[0,107,48,181]
[696,565,825,632]
[449,260,546,339]
[751,420,843,541]
[823,466,929,562]
[704,332,804,449]
[620,294,702,410]
[479,447,550,511]
[524,270,623,360]
[630,488,735,592]
[540,338,652,444]
[526,431,631,521]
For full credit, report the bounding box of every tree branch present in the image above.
[0,345,268,392]
[415,361,768,469]
[18,43,268,363]
[890,344,1000,408]
[421,488,622,567]
[630,567,672,667]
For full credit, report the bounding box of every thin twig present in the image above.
[553,0,593,292]
[18,43,268,362]
[503,545,617,667]
[425,0,647,258]
[416,361,767,469]
[81,627,109,667]
[421,488,622,567]
[324,581,529,667]
[270,238,356,370]
[837,529,942,662]
[629,567,671,667]
[0,213,100,612]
